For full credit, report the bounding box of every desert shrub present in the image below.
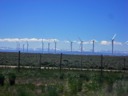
[56,84,64,93]
[85,80,100,92]
[8,73,16,86]
[0,74,5,86]
[45,85,59,96]
[114,80,128,96]
[68,74,83,94]
[59,72,65,79]
[26,83,35,91]
[41,85,46,93]
[79,73,90,81]
[104,73,119,93]
[17,86,35,96]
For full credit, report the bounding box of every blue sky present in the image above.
[0,0,128,53]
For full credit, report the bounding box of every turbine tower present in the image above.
[92,40,95,53]
[68,41,73,52]
[79,38,84,53]
[112,34,116,55]
[23,44,25,52]
[26,41,29,52]
[48,42,50,53]
[70,41,73,52]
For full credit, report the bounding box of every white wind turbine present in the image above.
[54,40,57,54]
[79,38,84,53]
[70,41,73,52]
[26,41,29,52]
[23,44,25,52]
[92,40,95,53]
[112,34,116,54]
[47,42,50,53]
[67,40,74,52]
[91,39,97,53]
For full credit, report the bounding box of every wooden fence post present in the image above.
[100,55,103,82]
[123,57,126,72]
[39,54,41,69]
[59,53,63,73]
[18,51,20,72]
[80,55,83,71]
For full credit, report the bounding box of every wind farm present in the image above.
[0,0,127,95]
[0,36,128,55]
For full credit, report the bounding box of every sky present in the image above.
[0,0,128,53]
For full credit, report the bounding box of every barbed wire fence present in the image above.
[0,51,128,72]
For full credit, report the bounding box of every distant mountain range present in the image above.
[0,47,128,56]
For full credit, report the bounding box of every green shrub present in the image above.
[56,84,64,93]
[41,85,46,92]
[79,73,90,81]
[114,80,128,96]
[85,80,100,91]
[17,86,35,96]
[59,73,65,79]
[45,85,59,96]
[8,73,16,86]
[68,76,83,94]
[0,74,5,86]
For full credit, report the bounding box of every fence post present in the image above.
[100,55,103,82]
[59,53,63,73]
[80,55,83,71]
[123,57,126,72]
[39,54,41,69]
[18,51,20,72]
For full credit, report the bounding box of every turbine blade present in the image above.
[112,34,116,40]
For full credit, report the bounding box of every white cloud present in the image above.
[83,41,90,44]
[64,40,77,44]
[0,38,59,42]
[75,41,90,44]
[100,40,122,45]
[114,41,122,45]
[100,41,111,45]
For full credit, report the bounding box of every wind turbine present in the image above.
[48,42,50,53]
[70,41,73,52]
[23,44,25,52]
[91,39,97,53]
[92,40,95,53]
[79,38,84,53]
[26,41,29,52]
[67,40,73,52]
[54,40,57,54]
[112,34,116,54]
